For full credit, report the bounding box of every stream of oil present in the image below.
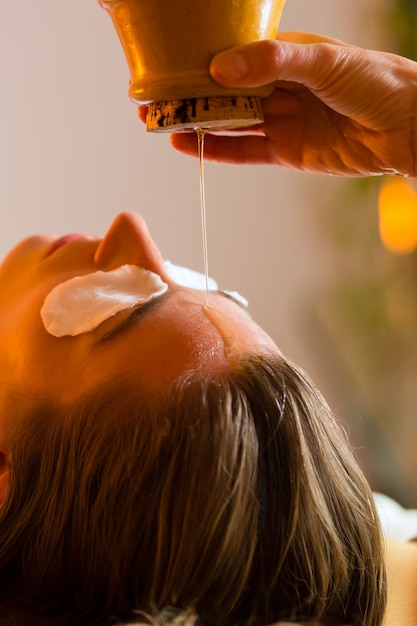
[196,128,232,350]
[197,128,210,306]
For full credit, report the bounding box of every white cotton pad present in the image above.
[41,265,168,337]
[164,260,218,290]
[164,261,248,307]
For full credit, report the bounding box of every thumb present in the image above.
[210,40,281,87]
[209,37,349,90]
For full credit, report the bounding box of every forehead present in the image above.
[89,287,278,393]
[0,280,275,411]
[89,288,234,393]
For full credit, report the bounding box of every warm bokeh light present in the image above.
[378,178,417,255]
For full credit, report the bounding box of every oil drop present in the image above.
[203,303,239,361]
[197,128,210,306]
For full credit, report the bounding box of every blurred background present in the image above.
[1,0,417,505]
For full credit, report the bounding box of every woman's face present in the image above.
[0,212,278,414]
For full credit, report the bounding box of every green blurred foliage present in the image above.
[388,0,417,59]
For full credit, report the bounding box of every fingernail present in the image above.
[212,50,249,80]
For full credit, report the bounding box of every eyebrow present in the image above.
[96,288,248,344]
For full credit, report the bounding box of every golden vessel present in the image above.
[98,0,286,131]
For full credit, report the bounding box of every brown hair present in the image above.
[0,355,386,626]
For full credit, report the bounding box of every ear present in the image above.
[0,452,9,506]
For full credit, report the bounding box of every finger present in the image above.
[137,105,148,124]
[170,132,199,158]
[170,132,274,165]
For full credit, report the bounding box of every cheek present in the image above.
[0,288,93,403]
[0,268,47,309]
[0,280,49,329]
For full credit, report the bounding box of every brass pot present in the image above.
[98,0,286,131]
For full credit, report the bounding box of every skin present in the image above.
[0,212,278,497]
[139,32,417,177]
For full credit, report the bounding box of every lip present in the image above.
[44,234,83,258]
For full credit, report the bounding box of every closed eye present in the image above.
[97,290,173,344]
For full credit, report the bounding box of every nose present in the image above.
[94,212,169,279]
